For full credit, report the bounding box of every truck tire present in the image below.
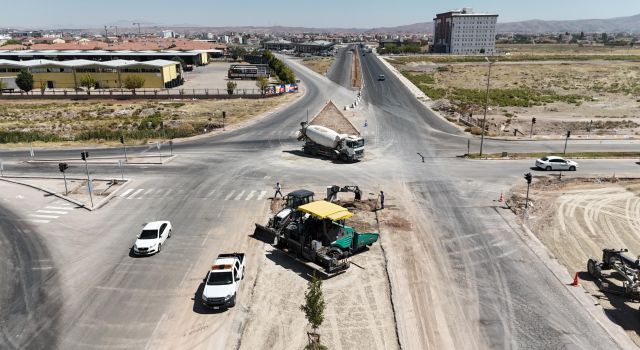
[230,293,237,307]
[587,258,601,279]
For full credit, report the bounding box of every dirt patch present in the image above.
[299,57,335,75]
[511,176,640,346]
[384,216,412,231]
[241,197,398,350]
[351,49,362,89]
[309,101,360,136]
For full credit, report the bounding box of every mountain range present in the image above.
[41,13,640,34]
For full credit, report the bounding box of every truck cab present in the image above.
[202,253,245,309]
[342,136,365,161]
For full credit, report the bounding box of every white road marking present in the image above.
[142,188,155,197]
[225,190,236,200]
[206,189,216,198]
[257,190,267,200]
[245,190,256,200]
[45,206,72,210]
[36,210,67,215]
[234,190,246,200]
[161,189,172,198]
[31,266,54,270]
[23,219,50,224]
[128,189,144,199]
[120,189,134,198]
[30,214,59,219]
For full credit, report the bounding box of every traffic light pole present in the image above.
[120,136,128,161]
[530,118,536,138]
[81,152,94,208]
[62,170,68,196]
[525,182,531,210]
[563,131,571,154]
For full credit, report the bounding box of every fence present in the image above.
[0,88,283,100]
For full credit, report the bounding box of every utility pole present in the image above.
[119,135,128,161]
[0,160,4,177]
[133,22,141,36]
[58,162,69,195]
[222,111,226,131]
[169,140,173,156]
[524,172,532,211]
[80,151,94,208]
[563,130,571,154]
[479,57,495,157]
[104,26,108,40]
[530,117,536,138]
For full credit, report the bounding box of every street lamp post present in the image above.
[479,57,495,157]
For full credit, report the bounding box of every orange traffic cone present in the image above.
[570,272,579,286]
[498,193,504,203]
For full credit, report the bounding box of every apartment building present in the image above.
[432,8,498,55]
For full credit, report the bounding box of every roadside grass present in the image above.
[467,151,640,159]
[0,94,297,144]
[388,54,640,65]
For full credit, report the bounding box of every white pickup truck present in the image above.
[201,253,245,309]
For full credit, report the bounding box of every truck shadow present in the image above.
[192,281,227,314]
[579,271,640,336]
[265,249,314,282]
[281,150,351,164]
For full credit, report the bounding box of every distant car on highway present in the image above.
[535,156,578,171]
[378,74,385,81]
[133,221,172,255]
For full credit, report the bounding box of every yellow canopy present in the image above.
[298,201,353,221]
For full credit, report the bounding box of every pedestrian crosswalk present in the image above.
[23,201,75,224]
[119,187,269,201]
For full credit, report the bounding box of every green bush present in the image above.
[0,130,60,143]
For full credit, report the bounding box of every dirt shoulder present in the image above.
[298,57,335,76]
[510,176,640,347]
[0,93,299,147]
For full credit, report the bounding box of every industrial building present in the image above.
[0,59,182,89]
[432,8,498,55]
[0,49,222,66]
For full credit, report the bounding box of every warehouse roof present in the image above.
[0,49,222,57]
[0,58,179,69]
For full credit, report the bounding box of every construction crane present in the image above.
[133,22,142,36]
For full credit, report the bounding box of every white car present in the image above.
[535,156,578,171]
[133,221,172,255]
[202,253,245,309]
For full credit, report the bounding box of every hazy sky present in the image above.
[2,0,640,28]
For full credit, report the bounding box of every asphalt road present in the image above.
[0,48,636,349]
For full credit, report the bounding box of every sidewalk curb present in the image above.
[511,215,637,349]
[0,176,132,211]
[26,154,177,165]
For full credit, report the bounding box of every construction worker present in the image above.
[379,191,384,210]
[274,182,283,199]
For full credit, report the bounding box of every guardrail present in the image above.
[0,88,281,100]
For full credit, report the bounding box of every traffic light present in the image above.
[80,151,89,161]
[58,162,68,172]
[119,135,125,144]
[532,117,536,124]
[566,130,571,138]
[524,172,532,184]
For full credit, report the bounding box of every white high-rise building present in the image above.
[432,8,498,55]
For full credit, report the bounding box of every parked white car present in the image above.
[133,221,172,255]
[535,156,579,171]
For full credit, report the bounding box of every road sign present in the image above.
[156,142,161,150]
[118,159,123,168]
[87,181,93,193]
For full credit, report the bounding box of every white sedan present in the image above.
[535,156,579,171]
[133,221,172,255]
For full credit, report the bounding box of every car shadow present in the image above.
[128,246,142,258]
[192,281,227,314]
[529,166,544,171]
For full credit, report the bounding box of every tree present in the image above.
[79,74,97,94]
[1,39,22,46]
[15,69,33,93]
[226,80,237,95]
[300,273,326,350]
[255,76,269,95]
[124,75,145,94]
[229,46,247,61]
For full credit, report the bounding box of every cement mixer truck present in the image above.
[297,122,365,162]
